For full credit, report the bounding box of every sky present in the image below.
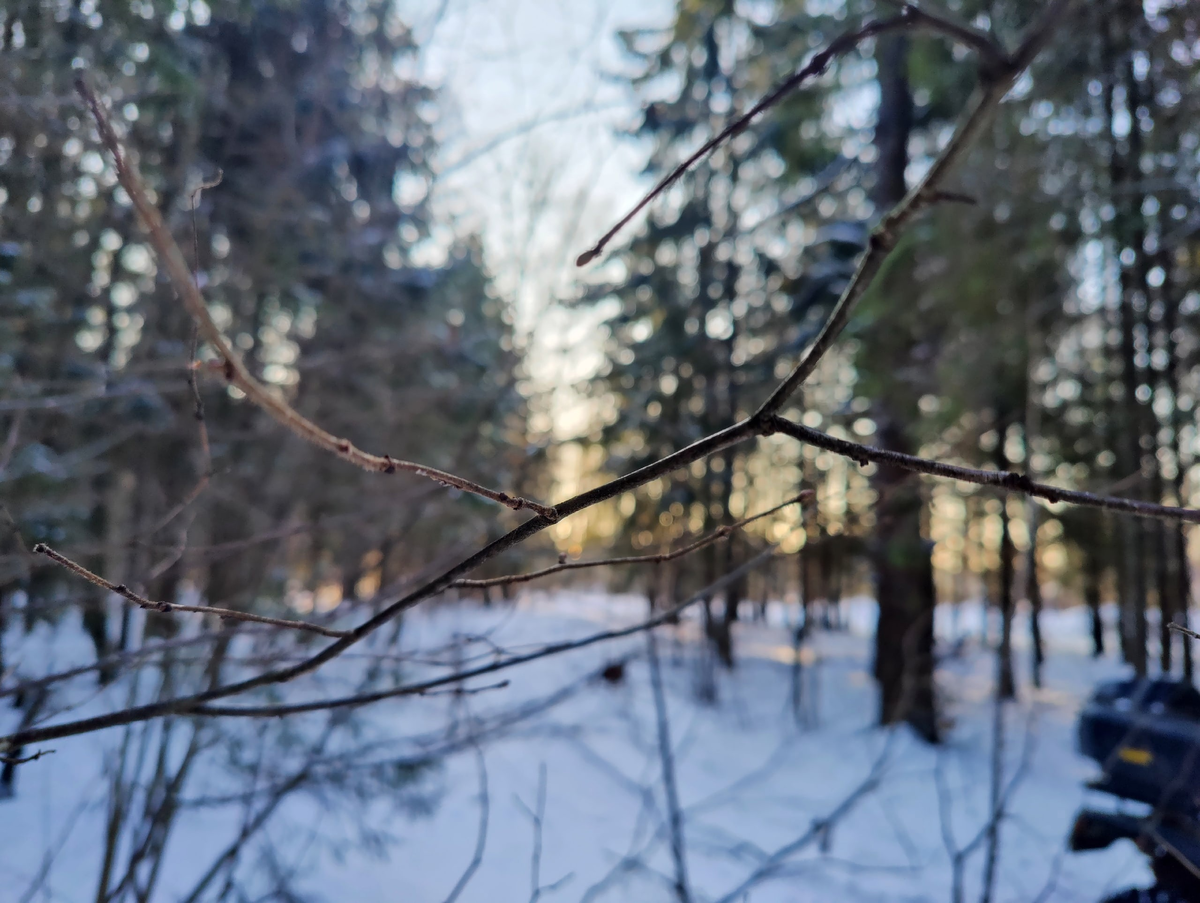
[397,0,674,436]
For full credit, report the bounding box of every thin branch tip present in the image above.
[0,747,54,766]
[1168,623,1200,642]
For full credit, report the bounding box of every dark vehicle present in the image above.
[1069,677,1200,902]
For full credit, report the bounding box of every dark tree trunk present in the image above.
[826,543,843,630]
[869,32,937,743]
[1085,548,1106,658]
[1157,519,1173,673]
[996,443,1017,701]
[1027,530,1044,689]
[1105,5,1149,675]
[872,424,939,742]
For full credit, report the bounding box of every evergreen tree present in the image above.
[0,0,527,662]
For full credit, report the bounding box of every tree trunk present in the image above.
[1160,210,1193,680]
[1106,4,1149,676]
[1026,530,1044,689]
[1085,548,1105,658]
[996,441,1017,701]
[869,32,937,743]
[872,422,939,741]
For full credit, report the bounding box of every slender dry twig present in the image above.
[145,332,214,538]
[7,554,770,740]
[875,0,1009,68]
[934,752,966,903]
[950,715,1036,883]
[0,631,256,700]
[32,492,801,647]
[979,679,1009,903]
[31,543,352,639]
[0,540,469,700]
[574,5,1013,266]
[574,14,915,267]
[74,77,557,522]
[647,628,691,903]
[768,416,1200,524]
[1169,622,1200,642]
[443,746,489,903]
[0,747,53,766]
[710,733,898,903]
[185,551,774,720]
[518,762,549,903]
[756,0,1074,417]
[453,491,810,588]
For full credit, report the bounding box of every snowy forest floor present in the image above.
[1,593,1151,903]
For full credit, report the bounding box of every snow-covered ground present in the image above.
[1,593,1151,902]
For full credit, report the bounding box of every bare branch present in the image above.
[574,14,915,267]
[443,747,489,903]
[453,491,810,588]
[574,1,1021,267]
[710,734,897,903]
[647,628,691,903]
[1169,622,1200,642]
[0,747,54,766]
[190,550,774,719]
[74,77,557,522]
[524,762,548,903]
[0,551,772,740]
[756,0,1076,417]
[768,416,1200,524]
[876,0,1010,67]
[32,543,352,639]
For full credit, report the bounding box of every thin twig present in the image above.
[0,747,54,765]
[1169,622,1200,642]
[647,628,691,903]
[522,763,548,903]
[74,77,557,522]
[710,733,898,903]
[1,555,772,739]
[417,680,511,698]
[442,747,489,903]
[755,0,1074,417]
[876,0,1009,68]
[31,543,351,639]
[453,491,810,588]
[574,14,915,267]
[171,552,773,722]
[575,4,1013,266]
[768,416,1200,524]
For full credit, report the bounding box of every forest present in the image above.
[1,0,1199,900]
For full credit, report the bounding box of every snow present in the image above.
[0,592,1154,902]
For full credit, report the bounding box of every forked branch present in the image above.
[575,4,1012,266]
[756,0,1075,417]
[32,543,353,639]
[453,491,811,588]
[74,78,557,522]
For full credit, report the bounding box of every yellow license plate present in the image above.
[1118,747,1153,766]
